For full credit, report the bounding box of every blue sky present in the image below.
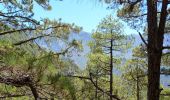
[33,0,114,33]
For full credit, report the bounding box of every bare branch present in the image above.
[0,94,28,99]
[13,34,51,45]
[0,13,39,24]
[158,0,168,35]
[90,73,120,100]
[157,0,170,4]
[57,46,73,55]
[0,75,39,99]
[67,75,90,80]
[160,72,170,75]
[118,0,142,5]
[67,74,121,100]
[0,10,22,15]
[0,25,69,36]
[160,94,170,96]
[163,46,170,49]
[0,28,36,36]
[137,31,148,46]
[120,12,160,19]
[124,14,147,18]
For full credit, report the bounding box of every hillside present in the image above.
[71,32,170,88]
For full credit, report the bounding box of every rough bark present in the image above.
[95,70,99,100]
[136,66,140,100]
[110,34,113,100]
[147,0,168,100]
[0,75,39,99]
[28,83,39,100]
[95,77,98,100]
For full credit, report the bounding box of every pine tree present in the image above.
[87,15,131,100]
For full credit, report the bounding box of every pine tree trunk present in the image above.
[147,49,162,100]
[95,70,98,100]
[147,3,161,99]
[95,79,98,100]
[137,76,140,100]
[147,0,160,100]
[110,38,113,100]
[29,83,39,100]
[147,0,167,100]
[136,65,140,100]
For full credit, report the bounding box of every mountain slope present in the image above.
[71,32,170,87]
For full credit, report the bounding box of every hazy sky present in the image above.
[33,0,114,33]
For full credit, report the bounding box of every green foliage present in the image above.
[121,58,147,99]
[1,0,170,99]
[162,54,170,67]
[132,45,147,58]
[0,37,81,99]
[160,87,170,100]
[2,0,51,12]
[0,0,85,99]
[84,15,132,99]
[117,4,140,18]
[0,17,82,99]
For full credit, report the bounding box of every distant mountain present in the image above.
[69,31,92,69]
[70,32,143,69]
[70,32,170,87]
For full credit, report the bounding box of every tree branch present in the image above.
[162,46,170,49]
[160,94,170,96]
[0,13,39,24]
[13,34,51,45]
[0,94,28,99]
[129,0,143,11]
[158,0,168,35]
[137,31,148,46]
[0,75,39,99]
[0,25,69,36]
[67,74,121,100]
[0,28,36,36]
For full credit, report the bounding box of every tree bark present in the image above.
[147,0,160,98]
[137,76,140,100]
[95,69,98,100]
[136,64,140,100]
[110,38,113,100]
[28,83,39,100]
[147,0,168,100]
[95,78,98,100]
